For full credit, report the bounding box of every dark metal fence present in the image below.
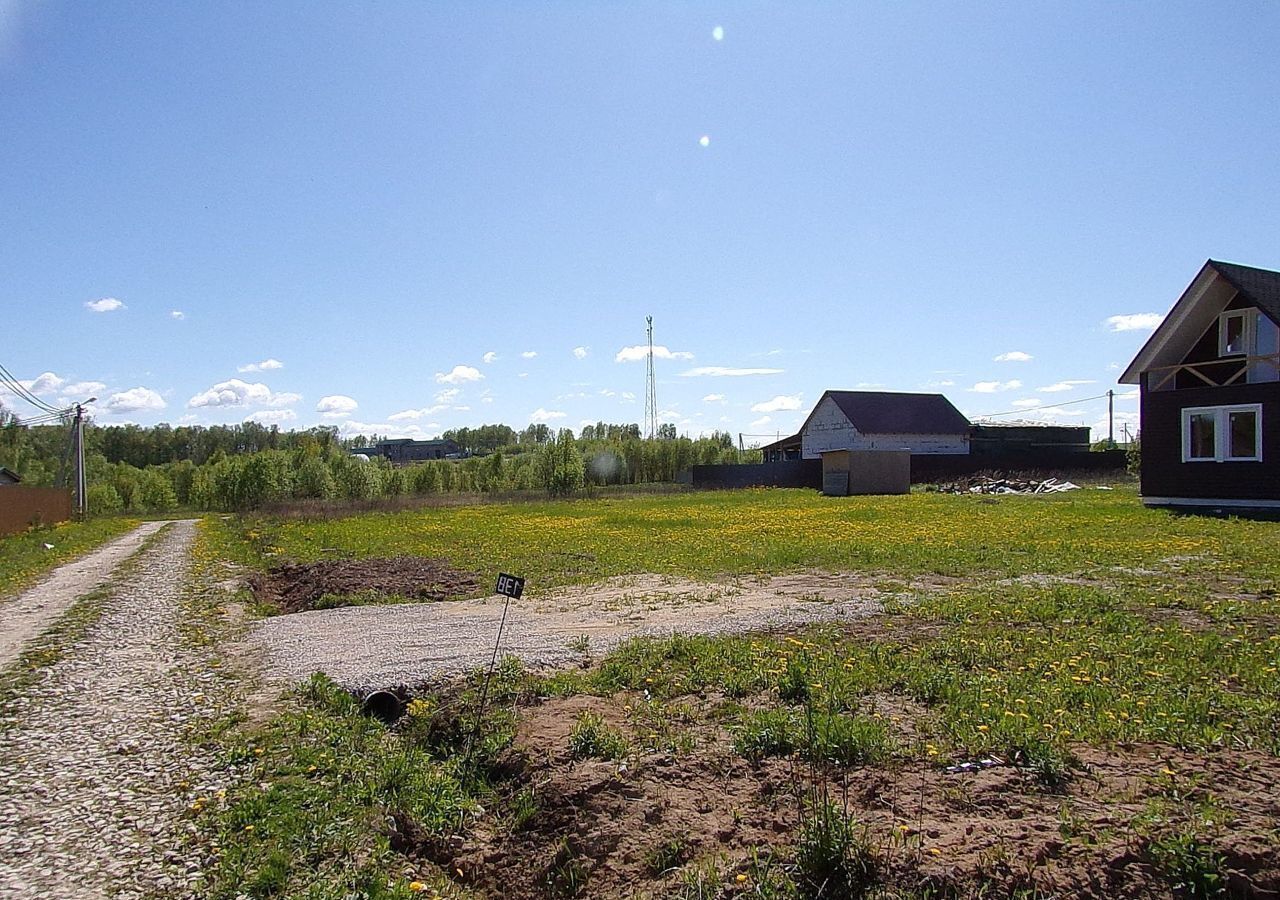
[0,487,73,536]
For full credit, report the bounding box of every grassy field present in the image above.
[0,517,138,600]
[230,485,1280,589]
[191,487,1280,899]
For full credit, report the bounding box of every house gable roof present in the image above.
[802,391,970,437]
[1120,260,1280,384]
[0,466,22,484]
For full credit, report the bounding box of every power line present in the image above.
[0,361,61,414]
[975,391,1113,419]
[14,410,70,427]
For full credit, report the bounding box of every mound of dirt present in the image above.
[250,556,483,613]
[399,693,1280,899]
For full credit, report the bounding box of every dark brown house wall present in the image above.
[1140,379,1280,500]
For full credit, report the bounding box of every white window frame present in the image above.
[1181,404,1262,462]
[1219,309,1256,357]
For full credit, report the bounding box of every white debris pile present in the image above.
[937,475,1082,495]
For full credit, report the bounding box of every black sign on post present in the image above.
[495,573,525,599]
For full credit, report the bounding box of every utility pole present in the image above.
[73,397,96,516]
[1107,389,1114,446]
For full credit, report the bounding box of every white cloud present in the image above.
[25,372,65,395]
[316,395,358,419]
[170,310,185,320]
[522,350,538,359]
[621,391,636,402]
[245,409,297,425]
[994,351,1033,362]
[104,387,165,413]
[61,380,105,399]
[388,405,447,421]
[482,351,498,364]
[238,358,284,373]
[435,388,460,403]
[1105,313,1163,332]
[750,416,771,428]
[1010,398,1043,409]
[338,420,440,440]
[1117,388,1139,400]
[435,365,483,385]
[573,346,589,359]
[530,407,566,423]
[85,297,125,313]
[1038,380,1095,393]
[703,393,725,403]
[188,379,300,409]
[968,380,1022,393]
[615,345,695,363]
[679,366,782,377]
[751,394,803,413]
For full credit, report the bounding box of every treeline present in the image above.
[0,407,748,513]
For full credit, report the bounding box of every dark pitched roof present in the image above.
[1120,260,1280,384]
[1208,260,1280,323]
[817,391,970,435]
[0,466,21,484]
[759,433,801,452]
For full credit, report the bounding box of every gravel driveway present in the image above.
[0,520,169,671]
[253,571,888,692]
[0,520,233,899]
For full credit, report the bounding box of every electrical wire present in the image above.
[975,391,1114,419]
[13,410,70,426]
[0,360,61,413]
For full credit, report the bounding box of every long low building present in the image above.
[351,438,462,464]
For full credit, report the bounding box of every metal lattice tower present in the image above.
[644,315,658,439]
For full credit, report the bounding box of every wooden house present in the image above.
[1120,260,1280,511]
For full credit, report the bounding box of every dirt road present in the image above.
[0,520,232,899]
[0,520,169,671]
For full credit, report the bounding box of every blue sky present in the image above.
[3,2,1278,444]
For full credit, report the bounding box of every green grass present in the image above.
[0,516,138,600]
[192,489,1280,897]
[191,664,527,900]
[535,575,1280,769]
[227,486,1280,592]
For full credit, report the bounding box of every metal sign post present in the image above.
[462,573,526,784]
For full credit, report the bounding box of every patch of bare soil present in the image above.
[249,557,483,613]
[401,694,1280,899]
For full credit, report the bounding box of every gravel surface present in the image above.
[0,519,237,899]
[253,572,888,691]
[0,520,169,671]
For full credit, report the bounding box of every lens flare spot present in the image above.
[712,25,724,41]
[699,135,711,148]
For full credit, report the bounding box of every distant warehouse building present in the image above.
[351,438,462,464]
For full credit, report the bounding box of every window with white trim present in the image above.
[1219,309,1255,357]
[1181,404,1262,462]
